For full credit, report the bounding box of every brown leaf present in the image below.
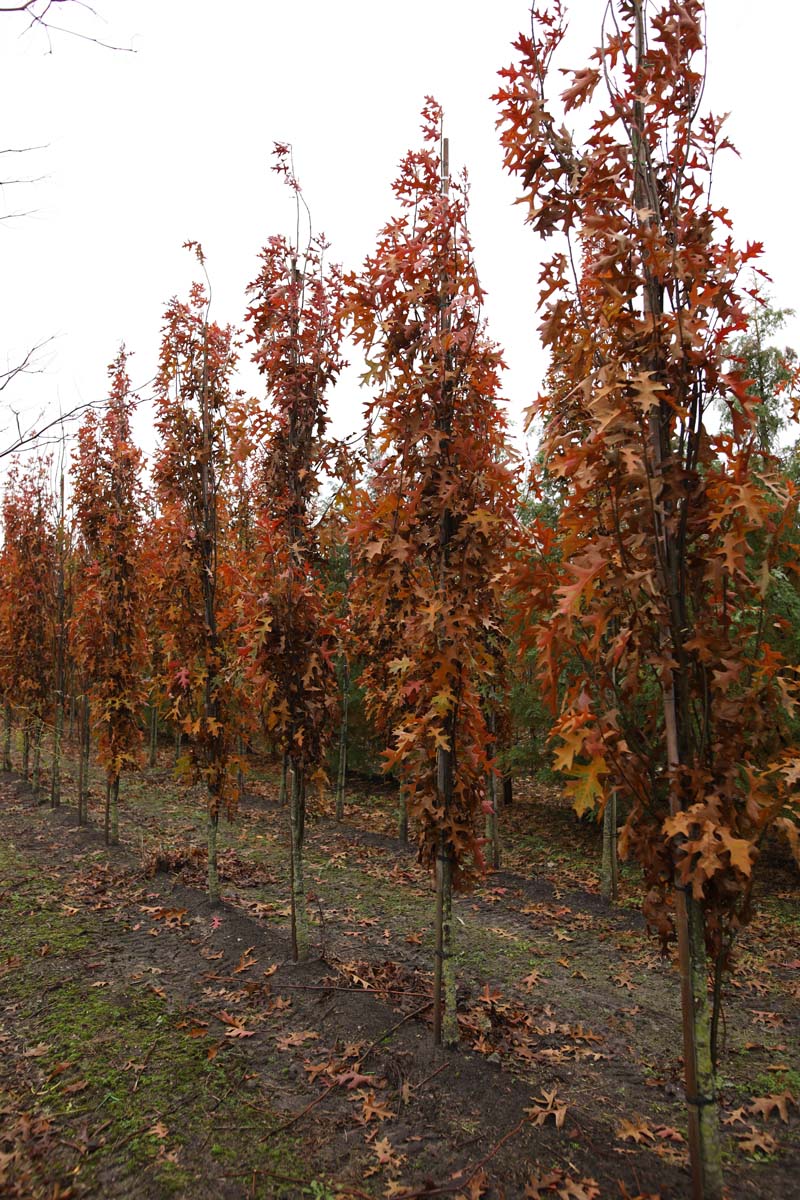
[233,946,258,974]
[525,1088,568,1128]
[22,1043,50,1058]
[361,1092,396,1123]
[62,1080,90,1095]
[617,1117,656,1144]
[748,1091,797,1123]
[737,1128,779,1157]
[276,1030,320,1050]
[723,1107,749,1126]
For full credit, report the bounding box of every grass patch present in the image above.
[0,840,310,1199]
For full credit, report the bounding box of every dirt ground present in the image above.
[1,755,798,1200]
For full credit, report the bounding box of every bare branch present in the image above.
[1,0,134,53]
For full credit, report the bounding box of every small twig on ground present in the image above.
[259,1081,339,1142]
[386,1113,532,1200]
[109,1094,194,1153]
[278,982,431,1000]
[260,1002,433,1142]
[133,1035,162,1092]
[415,1060,450,1091]
[358,1001,433,1068]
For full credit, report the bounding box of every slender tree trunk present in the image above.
[207,804,220,902]
[174,725,182,764]
[398,787,408,843]
[109,774,120,845]
[485,769,501,870]
[50,698,63,809]
[237,735,245,806]
[78,696,90,825]
[485,710,501,869]
[502,774,513,807]
[288,760,309,961]
[22,721,30,780]
[279,751,288,808]
[149,704,159,768]
[51,471,66,811]
[433,829,457,1048]
[32,719,44,803]
[104,778,111,844]
[3,703,12,772]
[334,661,349,822]
[601,788,619,901]
[77,702,86,824]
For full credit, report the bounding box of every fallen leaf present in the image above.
[525,1088,567,1129]
[737,1129,779,1157]
[617,1117,656,1144]
[748,1091,797,1123]
[276,1030,320,1051]
[22,1043,50,1058]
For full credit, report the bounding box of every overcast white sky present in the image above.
[1,0,798,468]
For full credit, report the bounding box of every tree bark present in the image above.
[398,788,408,844]
[207,806,220,902]
[148,704,158,768]
[334,660,349,822]
[109,774,120,845]
[601,788,619,901]
[279,751,288,808]
[78,696,90,825]
[3,703,12,772]
[288,760,309,961]
[32,719,44,803]
[433,829,457,1048]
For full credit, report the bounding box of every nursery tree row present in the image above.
[2,5,800,1198]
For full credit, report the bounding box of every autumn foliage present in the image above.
[72,349,146,836]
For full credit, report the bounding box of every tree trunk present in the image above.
[485,710,501,869]
[237,735,245,806]
[109,774,120,845]
[22,722,30,780]
[601,788,619,901]
[502,774,513,807]
[174,725,182,764]
[78,696,90,825]
[334,661,349,822]
[50,697,63,809]
[288,760,309,961]
[485,769,501,870]
[104,778,111,844]
[398,789,408,844]
[3,703,12,772]
[32,719,44,803]
[433,833,457,1048]
[207,804,220,902]
[149,704,159,768]
[279,751,288,808]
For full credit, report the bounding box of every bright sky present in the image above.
[2,0,798,467]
